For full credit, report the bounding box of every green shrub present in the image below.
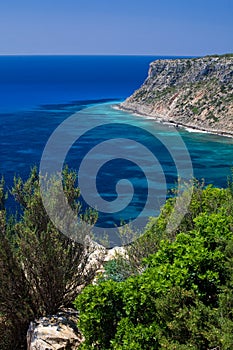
[0,168,103,349]
[74,185,233,349]
[100,259,129,282]
[75,280,125,349]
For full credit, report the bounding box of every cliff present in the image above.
[120,54,233,136]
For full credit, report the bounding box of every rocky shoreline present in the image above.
[117,103,233,138]
[119,55,233,138]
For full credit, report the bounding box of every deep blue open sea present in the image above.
[1,56,233,243]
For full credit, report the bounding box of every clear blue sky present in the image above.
[0,0,232,56]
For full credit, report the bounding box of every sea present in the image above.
[1,56,233,245]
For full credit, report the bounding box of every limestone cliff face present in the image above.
[121,55,233,135]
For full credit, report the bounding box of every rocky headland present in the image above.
[120,54,233,136]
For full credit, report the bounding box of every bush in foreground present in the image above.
[74,185,233,349]
[0,168,103,349]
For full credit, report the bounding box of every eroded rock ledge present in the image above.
[27,309,83,350]
[120,54,233,136]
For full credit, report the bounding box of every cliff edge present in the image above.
[120,54,233,136]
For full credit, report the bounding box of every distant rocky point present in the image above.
[120,54,233,136]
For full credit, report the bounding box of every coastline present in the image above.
[115,103,233,139]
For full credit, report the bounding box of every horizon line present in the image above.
[0,53,201,57]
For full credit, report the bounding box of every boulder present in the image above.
[27,309,83,350]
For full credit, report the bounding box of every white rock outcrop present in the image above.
[27,309,83,350]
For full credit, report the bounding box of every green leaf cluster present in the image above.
[74,184,233,349]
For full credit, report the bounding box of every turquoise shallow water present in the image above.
[40,102,233,239]
[0,56,233,244]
